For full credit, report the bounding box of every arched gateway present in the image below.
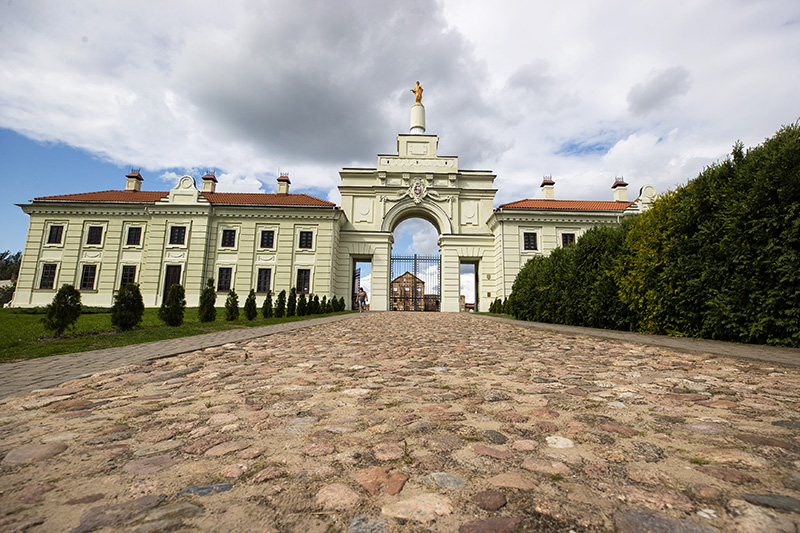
[13,84,654,311]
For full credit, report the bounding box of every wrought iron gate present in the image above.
[390,254,440,311]
[352,267,361,310]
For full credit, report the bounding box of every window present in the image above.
[523,232,538,251]
[296,269,311,293]
[120,266,137,288]
[80,265,97,290]
[39,264,57,289]
[221,229,236,248]
[47,225,64,245]
[260,230,275,249]
[86,226,103,245]
[126,227,142,246]
[562,233,576,247]
[298,231,313,249]
[257,268,271,292]
[169,226,186,245]
[218,267,232,292]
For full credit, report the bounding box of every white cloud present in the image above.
[627,67,692,115]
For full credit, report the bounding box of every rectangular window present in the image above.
[260,230,275,248]
[39,264,57,289]
[298,231,313,249]
[120,265,137,288]
[80,264,97,290]
[126,226,142,246]
[296,269,311,293]
[256,268,271,292]
[218,267,232,292]
[523,232,538,251]
[169,226,186,245]
[221,229,236,248]
[562,233,576,247]
[47,225,64,244]
[86,226,103,245]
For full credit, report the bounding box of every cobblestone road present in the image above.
[1,313,799,532]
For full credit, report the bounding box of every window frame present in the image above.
[519,227,542,255]
[296,268,312,294]
[561,232,576,247]
[83,223,107,247]
[295,226,317,252]
[119,265,138,288]
[45,223,65,246]
[123,223,145,248]
[256,267,272,293]
[38,263,59,290]
[167,223,189,247]
[79,264,98,291]
[217,226,240,250]
[217,266,233,292]
[259,229,276,250]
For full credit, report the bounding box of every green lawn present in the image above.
[0,308,354,363]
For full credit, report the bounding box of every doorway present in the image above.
[163,265,182,304]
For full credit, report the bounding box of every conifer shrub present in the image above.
[111,283,144,331]
[339,296,346,312]
[159,284,186,326]
[287,288,297,317]
[244,289,257,320]
[43,284,82,337]
[321,295,328,314]
[198,278,217,322]
[225,289,240,321]
[297,293,307,316]
[275,290,286,317]
[311,295,320,315]
[261,290,273,318]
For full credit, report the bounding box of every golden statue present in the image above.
[410,81,423,104]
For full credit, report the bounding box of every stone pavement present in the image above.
[1,312,799,532]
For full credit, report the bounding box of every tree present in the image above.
[321,295,328,314]
[297,292,307,316]
[198,278,217,322]
[244,289,257,320]
[0,251,21,280]
[275,290,287,318]
[287,288,297,317]
[339,296,346,312]
[225,289,240,321]
[0,280,14,306]
[311,295,320,315]
[43,284,82,337]
[261,290,273,318]
[111,283,144,331]
[159,284,186,326]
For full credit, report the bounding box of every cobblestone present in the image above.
[1,312,799,531]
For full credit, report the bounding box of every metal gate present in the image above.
[352,267,361,310]
[390,254,440,311]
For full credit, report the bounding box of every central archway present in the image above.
[389,217,441,311]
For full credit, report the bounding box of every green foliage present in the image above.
[321,295,328,314]
[43,284,82,337]
[244,289,257,320]
[311,295,320,315]
[261,290,273,318]
[275,290,287,318]
[198,279,217,323]
[159,284,186,326]
[287,288,297,317]
[0,250,22,280]
[0,280,15,306]
[225,289,240,321]
[297,292,307,316]
[339,296,346,312]
[111,283,144,331]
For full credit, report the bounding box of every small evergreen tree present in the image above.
[321,295,328,314]
[287,288,297,317]
[198,278,217,322]
[244,289,257,320]
[311,295,320,315]
[225,289,240,321]
[261,290,273,318]
[159,284,186,326]
[43,284,82,337]
[111,283,144,331]
[275,290,286,317]
[297,293,307,316]
[339,296,346,312]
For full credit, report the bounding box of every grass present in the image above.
[0,307,354,363]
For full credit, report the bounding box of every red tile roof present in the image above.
[498,199,634,211]
[33,190,336,207]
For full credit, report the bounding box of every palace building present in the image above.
[13,92,656,312]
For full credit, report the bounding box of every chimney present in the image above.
[202,172,217,193]
[125,170,143,192]
[277,173,291,194]
[541,176,555,200]
[612,177,629,202]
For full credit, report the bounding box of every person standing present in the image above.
[356,287,367,312]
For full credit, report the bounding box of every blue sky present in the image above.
[2,1,799,257]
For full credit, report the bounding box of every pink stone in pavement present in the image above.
[459,517,520,533]
[2,443,67,465]
[497,411,529,423]
[600,423,638,437]
[512,440,538,451]
[355,466,409,495]
[123,454,183,475]
[474,445,514,460]
[252,466,288,483]
[372,443,404,461]
[486,472,537,490]
[17,483,55,504]
[302,442,335,457]
[207,413,238,425]
[205,441,250,457]
[381,493,453,524]
[315,483,360,510]
[237,445,268,460]
[521,458,571,475]
[537,420,558,432]
[221,463,249,478]
[530,408,560,419]
[136,429,175,443]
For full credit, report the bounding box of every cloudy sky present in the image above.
[1,0,798,255]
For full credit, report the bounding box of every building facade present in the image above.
[13,101,655,311]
